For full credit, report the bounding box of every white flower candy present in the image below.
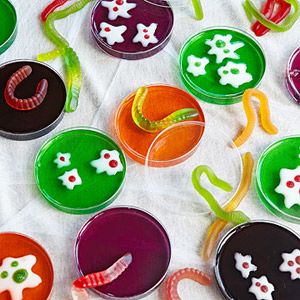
[54,152,71,168]
[205,34,244,64]
[186,55,209,77]
[99,22,127,45]
[218,61,253,88]
[132,23,158,47]
[249,276,274,300]
[101,0,136,20]
[234,252,257,279]
[0,255,42,300]
[58,168,82,190]
[279,249,300,280]
[91,149,123,176]
[275,166,300,208]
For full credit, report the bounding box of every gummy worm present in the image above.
[201,152,254,261]
[243,0,300,32]
[4,65,48,111]
[165,268,212,300]
[191,0,203,20]
[73,253,132,289]
[131,86,199,133]
[252,0,291,36]
[41,0,70,22]
[192,165,250,225]
[233,89,278,148]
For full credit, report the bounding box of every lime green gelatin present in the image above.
[35,128,126,214]
[0,0,17,55]
[179,27,266,105]
[256,136,300,223]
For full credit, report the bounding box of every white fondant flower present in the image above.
[249,276,274,300]
[205,34,244,64]
[275,166,300,208]
[218,61,253,88]
[0,255,42,300]
[99,22,127,45]
[58,169,82,190]
[91,149,123,176]
[132,23,158,47]
[187,55,209,77]
[54,152,71,168]
[279,249,300,280]
[234,252,257,279]
[101,0,136,20]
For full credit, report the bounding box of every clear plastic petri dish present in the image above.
[74,206,171,299]
[0,232,54,300]
[34,127,126,214]
[256,135,300,223]
[215,221,300,300]
[144,121,242,214]
[179,26,266,105]
[91,0,174,60]
[286,47,300,105]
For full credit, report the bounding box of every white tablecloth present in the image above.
[0,0,300,299]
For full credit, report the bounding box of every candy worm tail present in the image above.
[37,47,65,62]
[41,0,70,22]
[201,152,254,261]
[233,89,278,148]
[243,0,300,32]
[165,268,212,300]
[192,165,250,225]
[191,0,204,20]
[131,86,199,133]
[63,47,82,112]
[73,253,132,288]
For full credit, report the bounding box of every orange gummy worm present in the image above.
[201,152,254,261]
[233,89,278,147]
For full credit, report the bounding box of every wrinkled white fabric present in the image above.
[0,0,300,299]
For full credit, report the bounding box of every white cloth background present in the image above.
[0,0,300,299]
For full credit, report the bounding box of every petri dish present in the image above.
[91,0,174,59]
[114,84,205,166]
[0,60,66,140]
[286,47,300,105]
[256,135,300,223]
[145,122,242,213]
[35,127,126,214]
[75,206,171,299]
[215,221,300,300]
[0,0,17,55]
[179,27,266,105]
[0,232,54,300]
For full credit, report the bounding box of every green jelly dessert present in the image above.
[256,136,300,223]
[0,0,17,55]
[179,27,265,105]
[35,128,126,214]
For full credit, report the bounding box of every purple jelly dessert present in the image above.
[75,206,171,299]
[91,0,174,60]
[286,47,300,105]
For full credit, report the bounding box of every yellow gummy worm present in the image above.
[201,152,254,261]
[233,89,278,147]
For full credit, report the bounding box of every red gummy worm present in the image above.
[165,268,212,300]
[41,0,69,22]
[251,0,275,33]
[5,65,49,111]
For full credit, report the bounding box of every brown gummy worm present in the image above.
[4,65,48,111]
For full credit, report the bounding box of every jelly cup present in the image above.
[0,232,54,300]
[144,122,243,214]
[286,47,300,105]
[0,0,17,55]
[91,0,174,60]
[35,127,126,214]
[215,221,300,300]
[0,59,66,140]
[114,84,205,166]
[256,135,300,223]
[179,26,266,105]
[74,206,171,299]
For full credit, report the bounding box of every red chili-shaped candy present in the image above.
[4,65,49,111]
